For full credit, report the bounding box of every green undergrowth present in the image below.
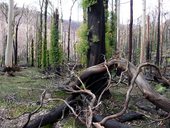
[0,67,68,118]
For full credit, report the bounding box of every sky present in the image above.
[14,0,83,21]
[1,0,170,23]
[120,0,170,23]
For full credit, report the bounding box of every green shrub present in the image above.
[76,23,89,65]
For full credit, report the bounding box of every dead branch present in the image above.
[109,58,170,113]
[93,115,130,128]
[23,90,46,128]
[24,97,77,128]
[97,58,112,104]
[99,60,142,124]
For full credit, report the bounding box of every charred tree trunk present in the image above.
[146,15,150,62]
[104,0,109,22]
[128,0,133,62]
[87,0,110,96]
[31,39,34,67]
[156,0,160,66]
[14,25,18,65]
[14,8,24,66]
[37,0,44,68]
[87,0,105,67]
[25,99,76,128]
[42,0,48,68]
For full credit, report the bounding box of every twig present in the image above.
[97,56,112,104]
[99,61,142,125]
[66,65,96,128]
[141,113,170,128]
[23,90,46,128]
[136,110,170,122]
[140,63,170,86]
[45,98,85,124]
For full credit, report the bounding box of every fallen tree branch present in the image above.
[99,60,142,124]
[24,98,76,128]
[110,59,170,112]
[93,115,130,128]
[23,58,170,127]
[141,62,170,87]
[118,111,144,123]
[23,90,46,128]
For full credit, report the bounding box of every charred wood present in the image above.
[93,115,131,128]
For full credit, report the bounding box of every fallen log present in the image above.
[111,59,170,112]
[118,111,144,123]
[73,58,170,112]
[24,98,76,128]
[24,58,170,127]
[136,101,169,117]
[93,115,130,128]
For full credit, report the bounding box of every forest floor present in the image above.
[0,67,170,128]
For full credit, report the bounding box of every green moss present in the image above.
[53,90,68,99]
[112,92,125,102]
[92,35,99,43]
[63,117,76,128]
[165,89,170,98]
[42,124,53,128]
[50,16,63,68]
[155,84,166,93]
[105,11,117,59]
[81,0,97,8]
[62,117,86,128]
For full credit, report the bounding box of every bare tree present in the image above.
[140,0,146,63]
[23,6,37,66]
[0,26,7,66]
[116,0,120,51]
[41,0,48,68]
[146,15,150,62]
[156,0,160,66]
[67,0,77,62]
[59,0,64,52]
[0,2,8,23]
[5,0,14,71]
[37,0,45,67]
[128,0,133,62]
[14,5,24,65]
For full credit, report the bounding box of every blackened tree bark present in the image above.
[14,25,18,65]
[129,0,133,62]
[87,0,110,96]
[37,0,44,68]
[104,0,108,22]
[31,39,34,66]
[146,15,150,62]
[14,9,24,65]
[42,0,48,68]
[156,0,160,66]
[87,0,105,67]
